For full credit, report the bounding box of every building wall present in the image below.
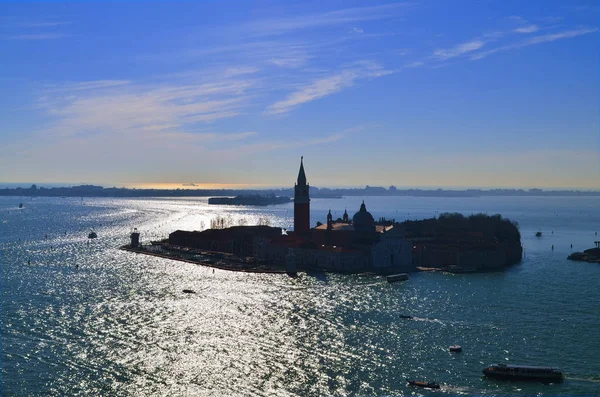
[311,229,355,246]
[371,232,415,272]
[257,228,414,273]
[257,241,369,272]
[294,248,368,272]
[413,242,510,270]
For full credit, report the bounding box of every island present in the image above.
[568,241,600,263]
[122,211,523,275]
[208,194,291,206]
[121,159,524,276]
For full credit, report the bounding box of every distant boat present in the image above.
[449,345,462,352]
[536,231,542,237]
[387,273,409,283]
[406,379,440,389]
[88,231,97,239]
[482,363,563,382]
[18,203,23,208]
[399,314,413,319]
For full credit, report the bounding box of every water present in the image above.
[2,196,599,396]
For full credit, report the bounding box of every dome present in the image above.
[352,201,375,232]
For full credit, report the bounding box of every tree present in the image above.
[257,216,271,226]
[210,215,233,229]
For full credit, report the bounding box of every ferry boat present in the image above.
[482,363,563,382]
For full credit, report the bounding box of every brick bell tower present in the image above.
[294,156,310,234]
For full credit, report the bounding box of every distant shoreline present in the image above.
[2,184,600,198]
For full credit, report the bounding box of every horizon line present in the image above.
[2,182,600,192]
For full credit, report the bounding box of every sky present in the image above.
[1,0,598,189]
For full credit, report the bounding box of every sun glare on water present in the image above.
[125,183,272,190]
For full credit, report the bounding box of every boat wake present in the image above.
[441,385,470,394]
[564,376,600,383]
[411,316,446,325]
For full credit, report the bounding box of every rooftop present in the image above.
[314,222,393,233]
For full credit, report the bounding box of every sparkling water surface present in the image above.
[2,196,600,396]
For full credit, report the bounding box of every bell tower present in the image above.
[294,156,310,234]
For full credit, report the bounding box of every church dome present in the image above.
[352,201,375,232]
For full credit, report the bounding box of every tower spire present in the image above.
[297,156,307,186]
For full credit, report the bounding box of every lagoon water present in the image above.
[2,196,600,396]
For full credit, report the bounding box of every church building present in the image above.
[256,157,415,273]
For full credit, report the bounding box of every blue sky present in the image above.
[1,0,598,189]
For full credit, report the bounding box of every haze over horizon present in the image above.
[1,1,598,189]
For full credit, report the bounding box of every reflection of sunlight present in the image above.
[126,183,273,190]
[3,195,600,396]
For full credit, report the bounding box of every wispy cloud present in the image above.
[9,72,269,181]
[268,50,311,68]
[1,16,71,40]
[404,61,424,68]
[3,33,68,40]
[514,25,539,34]
[36,72,260,141]
[157,131,257,143]
[471,27,598,60]
[508,16,540,34]
[248,3,408,36]
[214,123,376,158]
[507,15,527,24]
[432,40,486,60]
[44,80,131,92]
[151,39,333,73]
[213,133,346,157]
[266,61,392,115]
